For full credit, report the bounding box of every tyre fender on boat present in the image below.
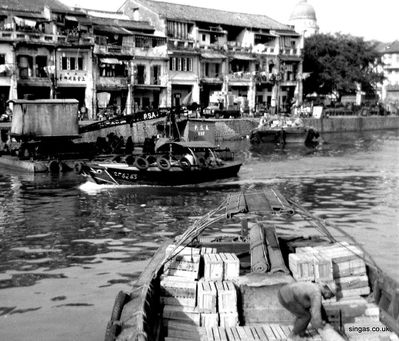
[179,156,191,170]
[124,155,135,166]
[110,290,129,321]
[146,155,157,165]
[250,132,261,144]
[197,157,207,168]
[134,156,149,170]
[48,160,60,173]
[157,156,171,171]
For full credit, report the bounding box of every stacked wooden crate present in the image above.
[288,246,333,283]
[314,242,370,301]
[161,246,241,340]
[288,243,370,301]
[161,246,202,330]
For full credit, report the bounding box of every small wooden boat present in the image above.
[249,117,320,147]
[105,189,399,341]
[79,140,242,186]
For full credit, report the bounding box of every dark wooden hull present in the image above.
[249,126,319,146]
[81,161,242,186]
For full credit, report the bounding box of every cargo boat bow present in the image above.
[105,189,399,341]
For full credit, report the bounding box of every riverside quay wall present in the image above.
[213,116,399,141]
[78,115,399,143]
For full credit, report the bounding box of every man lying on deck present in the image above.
[278,281,335,340]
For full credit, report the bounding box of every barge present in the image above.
[105,189,399,341]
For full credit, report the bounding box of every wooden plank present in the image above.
[230,326,241,341]
[167,327,205,340]
[279,325,291,337]
[271,324,286,339]
[166,320,206,333]
[206,327,215,341]
[163,305,200,325]
[235,327,248,340]
[161,296,196,308]
[243,326,256,340]
[217,327,228,341]
[225,327,237,341]
[262,325,277,340]
[253,326,267,340]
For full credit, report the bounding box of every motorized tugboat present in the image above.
[79,139,242,186]
[104,188,399,341]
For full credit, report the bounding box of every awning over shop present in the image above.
[100,58,121,64]
[94,25,133,35]
[133,84,165,91]
[232,54,256,61]
[65,15,78,22]
[14,16,36,28]
[201,52,226,59]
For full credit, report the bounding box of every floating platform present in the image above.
[0,155,84,173]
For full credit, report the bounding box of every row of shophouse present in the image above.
[0,0,304,120]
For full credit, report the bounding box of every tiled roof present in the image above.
[125,0,293,31]
[90,16,154,32]
[381,41,399,54]
[0,0,70,12]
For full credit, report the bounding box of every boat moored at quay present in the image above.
[104,189,399,341]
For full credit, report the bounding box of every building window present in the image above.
[60,56,84,71]
[169,57,193,72]
[35,56,48,77]
[70,57,76,70]
[151,65,161,85]
[61,57,68,70]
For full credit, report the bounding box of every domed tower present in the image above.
[289,0,319,37]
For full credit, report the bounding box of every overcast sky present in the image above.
[61,0,397,43]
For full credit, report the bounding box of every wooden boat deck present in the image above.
[108,190,399,341]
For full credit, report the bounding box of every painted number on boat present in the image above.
[112,171,138,180]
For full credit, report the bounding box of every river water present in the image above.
[0,129,398,341]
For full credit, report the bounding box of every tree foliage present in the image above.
[303,33,384,100]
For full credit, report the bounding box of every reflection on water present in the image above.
[0,129,398,340]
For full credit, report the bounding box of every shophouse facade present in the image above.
[377,41,399,111]
[1,0,304,119]
[120,0,304,114]
[0,0,168,120]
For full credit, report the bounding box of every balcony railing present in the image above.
[229,71,252,80]
[0,29,94,45]
[94,45,134,55]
